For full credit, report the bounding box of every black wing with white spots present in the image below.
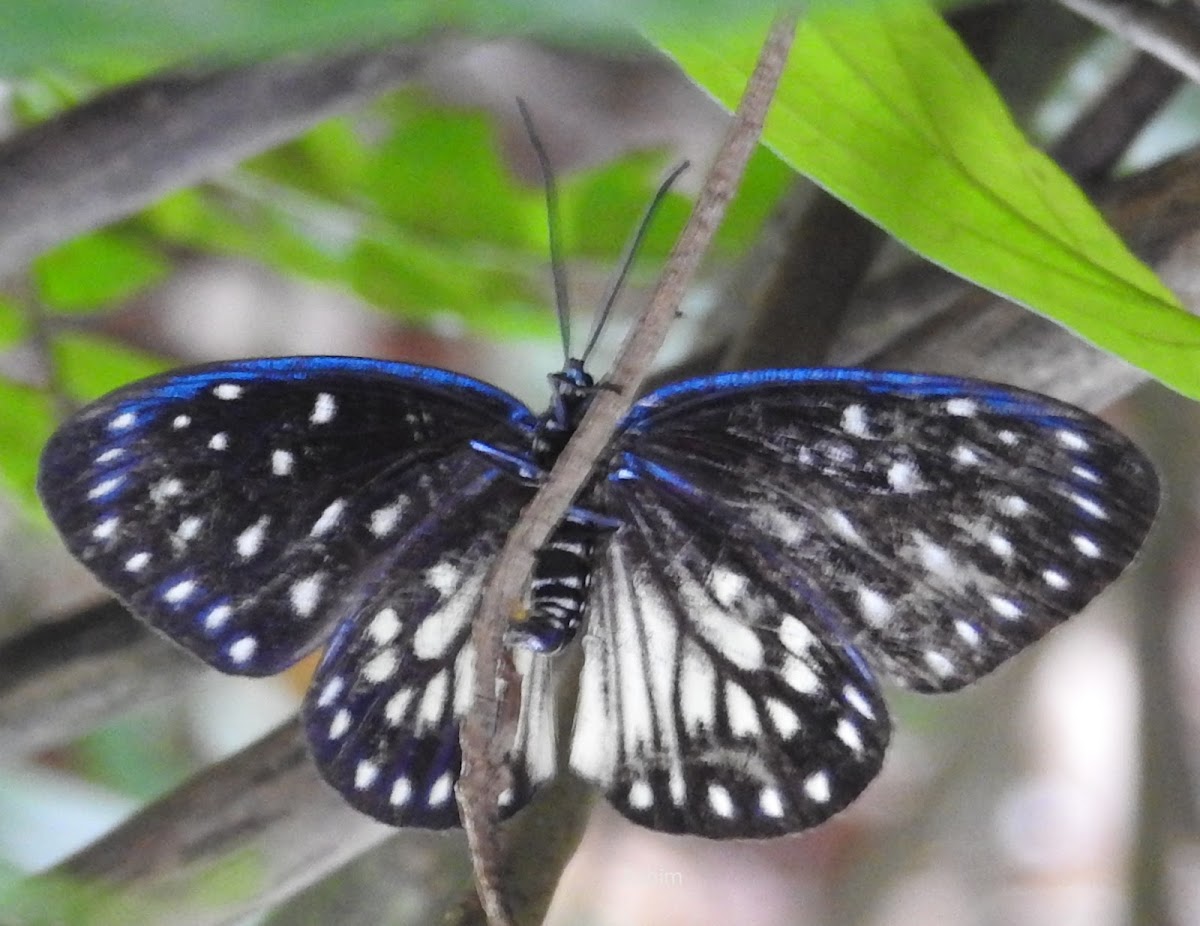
[612,369,1158,693]
[37,357,538,676]
[573,457,889,837]
[302,454,558,827]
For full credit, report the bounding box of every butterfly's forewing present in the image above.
[572,460,889,838]
[302,454,558,827]
[37,357,538,676]
[613,369,1158,693]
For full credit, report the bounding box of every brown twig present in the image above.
[455,14,799,925]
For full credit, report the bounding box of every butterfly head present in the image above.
[532,358,596,465]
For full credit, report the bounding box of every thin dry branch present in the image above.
[0,41,445,277]
[456,16,798,925]
[0,600,196,758]
[1059,0,1200,83]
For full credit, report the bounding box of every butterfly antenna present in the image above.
[517,99,571,364]
[580,160,690,366]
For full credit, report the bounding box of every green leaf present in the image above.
[33,231,170,311]
[0,296,26,348]
[644,0,1200,399]
[349,231,554,339]
[0,0,789,74]
[369,109,542,251]
[54,333,168,399]
[0,379,54,516]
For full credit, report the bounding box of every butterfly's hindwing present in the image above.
[37,357,538,675]
[302,460,558,827]
[572,459,889,837]
[616,369,1158,692]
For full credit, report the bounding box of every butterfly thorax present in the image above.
[509,359,600,654]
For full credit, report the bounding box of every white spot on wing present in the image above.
[804,770,831,803]
[96,448,125,463]
[208,432,229,451]
[997,495,1030,517]
[213,383,242,400]
[88,476,125,499]
[1072,465,1101,484]
[390,776,412,806]
[354,760,379,790]
[709,565,746,607]
[836,717,863,753]
[163,579,196,604]
[887,459,921,493]
[955,620,982,645]
[125,551,151,572]
[362,650,398,684]
[384,688,413,726]
[679,641,717,735]
[987,533,1014,558]
[92,516,119,540]
[290,573,324,617]
[916,536,955,579]
[417,671,448,728]
[1072,534,1102,558]
[1070,492,1108,520]
[708,783,735,818]
[1057,429,1089,451]
[368,607,401,645]
[310,498,346,536]
[428,772,454,806]
[759,788,785,818]
[1043,568,1070,589]
[766,698,801,738]
[271,449,293,476]
[629,780,653,810]
[176,515,202,541]
[172,414,191,429]
[856,585,894,627]
[425,562,460,596]
[845,684,875,720]
[781,655,821,695]
[988,595,1022,620]
[109,412,136,431]
[328,708,351,740]
[826,509,864,545]
[779,615,817,657]
[945,398,977,417]
[725,680,760,737]
[370,501,403,536]
[689,599,764,672]
[316,677,344,708]
[203,604,231,631]
[952,444,980,466]
[236,516,270,558]
[228,636,257,664]
[841,404,869,437]
[149,477,184,504]
[311,392,337,424]
[925,650,954,677]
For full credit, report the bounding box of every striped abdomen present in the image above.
[507,519,594,654]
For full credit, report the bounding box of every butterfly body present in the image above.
[38,356,1158,837]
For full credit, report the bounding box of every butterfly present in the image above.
[38,350,1157,838]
